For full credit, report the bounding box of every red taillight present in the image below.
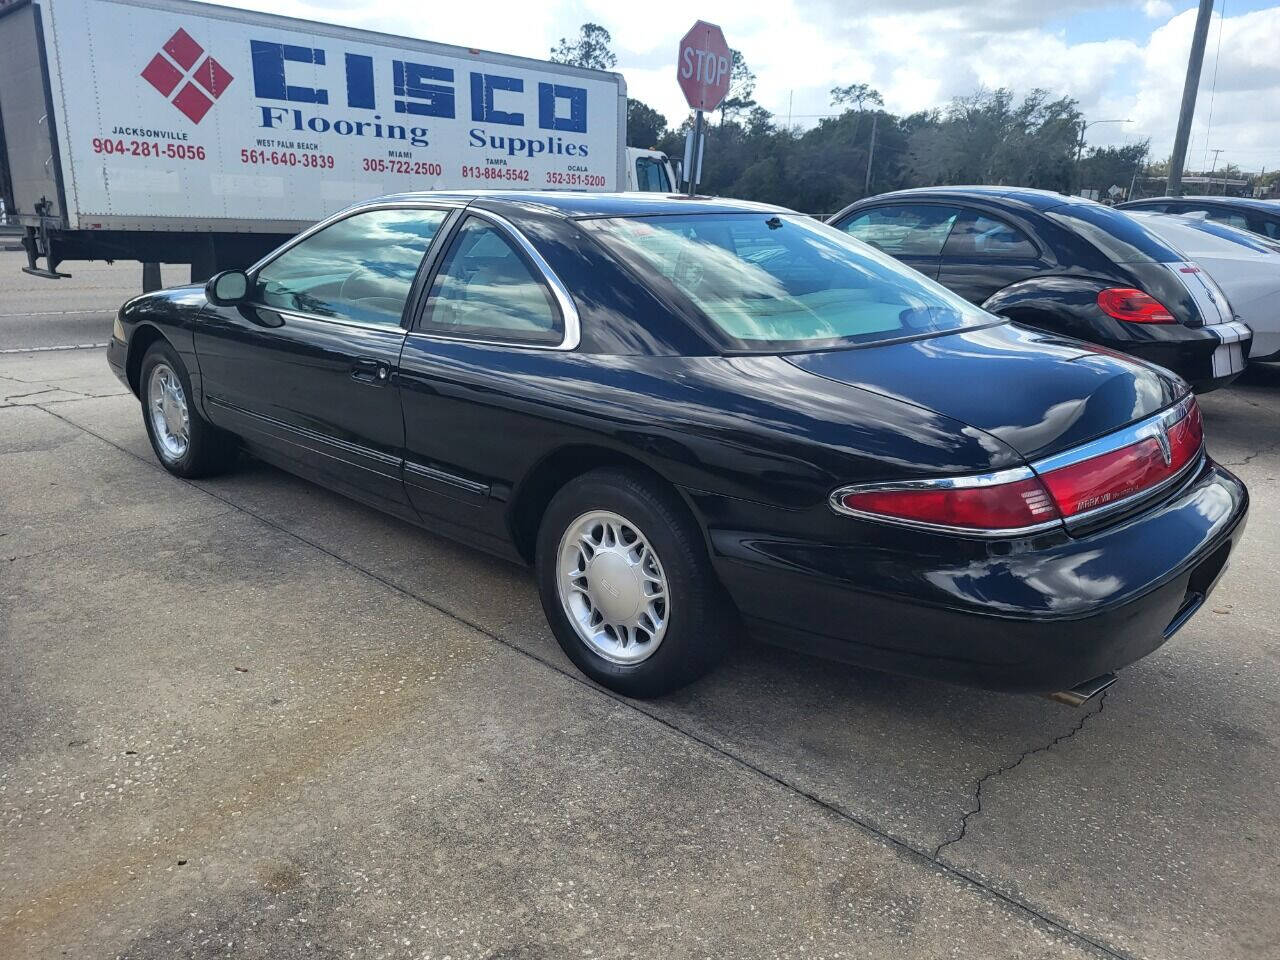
[1097,287,1176,324]
[1038,398,1203,519]
[831,398,1203,534]
[833,472,1060,532]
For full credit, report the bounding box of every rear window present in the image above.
[584,213,995,351]
[1044,201,1184,264]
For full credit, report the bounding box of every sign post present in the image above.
[676,20,731,196]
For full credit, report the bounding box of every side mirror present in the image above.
[205,269,249,306]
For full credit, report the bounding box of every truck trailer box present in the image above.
[0,0,631,278]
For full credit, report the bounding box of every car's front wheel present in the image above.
[139,340,236,478]
[536,467,732,697]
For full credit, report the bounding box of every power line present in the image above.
[1200,0,1227,169]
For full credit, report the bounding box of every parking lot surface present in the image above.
[2,249,1278,959]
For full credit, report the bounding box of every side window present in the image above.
[1202,207,1250,230]
[635,157,671,192]
[255,208,448,326]
[1258,219,1280,240]
[1136,202,1170,213]
[840,204,961,256]
[944,212,1038,258]
[421,217,563,345]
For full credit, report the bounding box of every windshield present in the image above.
[634,156,672,192]
[586,213,996,350]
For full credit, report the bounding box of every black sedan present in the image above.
[829,187,1253,391]
[107,192,1248,700]
[1118,194,1280,240]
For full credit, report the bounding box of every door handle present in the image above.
[351,358,390,384]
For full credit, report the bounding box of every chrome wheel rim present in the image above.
[148,362,190,462]
[556,510,669,665]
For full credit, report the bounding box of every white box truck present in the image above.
[0,0,675,285]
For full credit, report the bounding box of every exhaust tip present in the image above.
[1047,672,1117,707]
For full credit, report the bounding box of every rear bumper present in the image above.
[1111,320,1251,392]
[705,459,1248,693]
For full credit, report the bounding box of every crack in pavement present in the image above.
[934,689,1109,860]
[0,384,121,407]
[3,387,61,401]
[1221,437,1280,468]
[30,400,1137,960]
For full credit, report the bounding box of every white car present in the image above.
[1128,211,1280,363]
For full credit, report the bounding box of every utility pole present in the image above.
[1209,147,1223,194]
[1167,0,1215,196]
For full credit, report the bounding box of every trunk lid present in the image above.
[784,322,1185,463]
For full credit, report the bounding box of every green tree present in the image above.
[550,23,616,70]
[830,83,883,111]
[904,88,1082,191]
[626,99,668,148]
[718,50,757,122]
[1078,142,1150,199]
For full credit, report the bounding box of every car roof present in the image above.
[356,190,791,219]
[844,185,1081,212]
[1128,210,1280,255]
[1122,195,1280,213]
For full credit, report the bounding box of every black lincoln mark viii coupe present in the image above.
[108,192,1248,701]
[829,187,1253,392]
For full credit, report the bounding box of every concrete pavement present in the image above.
[2,250,1278,959]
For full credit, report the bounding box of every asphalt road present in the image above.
[0,255,187,351]
[2,246,1278,959]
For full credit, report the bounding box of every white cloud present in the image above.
[1144,0,1174,19]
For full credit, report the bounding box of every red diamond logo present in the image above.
[191,55,233,97]
[171,82,215,123]
[141,28,233,125]
[162,28,203,71]
[141,53,182,97]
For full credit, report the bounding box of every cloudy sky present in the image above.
[213,0,1279,172]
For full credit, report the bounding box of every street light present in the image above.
[1075,118,1132,195]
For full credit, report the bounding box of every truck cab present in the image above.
[625,148,677,193]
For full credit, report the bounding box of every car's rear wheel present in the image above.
[140,341,236,478]
[536,467,731,697]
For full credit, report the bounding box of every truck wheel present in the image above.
[139,341,236,478]
[535,467,732,698]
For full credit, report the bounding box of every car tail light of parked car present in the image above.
[1037,397,1202,520]
[1096,288,1176,324]
[832,396,1204,535]
[830,469,1062,534]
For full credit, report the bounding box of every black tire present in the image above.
[535,467,732,697]
[139,340,237,478]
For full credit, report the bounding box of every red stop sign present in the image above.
[677,21,731,112]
